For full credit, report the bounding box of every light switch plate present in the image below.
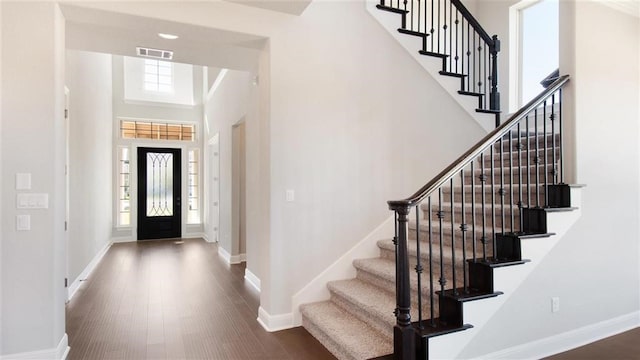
[17,193,49,209]
[16,173,31,190]
[16,215,30,231]
[286,190,295,202]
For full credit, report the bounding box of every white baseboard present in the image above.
[475,312,640,360]
[290,215,394,326]
[257,306,294,332]
[68,241,112,301]
[110,236,134,243]
[244,268,261,292]
[218,247,246,264]
[182,232,205,239]
[1,333,69,360]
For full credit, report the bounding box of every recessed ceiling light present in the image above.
[158,33,179,40]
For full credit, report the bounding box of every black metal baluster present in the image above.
[480,152,487,260]
[410,0,414,30]
[428,196,434,326]
[449,0,453,71]
[438,188,446,294]
[415,205,423,328]
[509,129,514,233]
[455,10,459,73]
[473,33,477,94]
[450,178,457,295]
[466,22,471,92]
[471,161,477,261]
[443,0,448,68]
[484,43,488,109]
[499,138,505,235]
[535,108,540,207]
[551,94,557,184]
[490,146,496,257]
[518,122,523,232]
[559,88,564,183]
[437,0,441,53]
[430,0,435,51]
[526,115,531,208]
[543,100,548,207]
[460,17,464,78]
[460,169,468,293]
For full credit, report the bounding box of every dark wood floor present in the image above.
[66,238,336,360]
[545,327,640,360]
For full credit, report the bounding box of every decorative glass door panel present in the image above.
[146,152,174,217]
[138,147,181,240]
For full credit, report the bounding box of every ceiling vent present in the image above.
[136,47,173,60]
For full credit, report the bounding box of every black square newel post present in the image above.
[389,203,416,360]
[489,34,501,127]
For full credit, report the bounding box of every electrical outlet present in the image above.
[551,297,560,313]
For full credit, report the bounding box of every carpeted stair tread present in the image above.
[328,279,396,337]
[353,257,397,283]
[300,301,392,360]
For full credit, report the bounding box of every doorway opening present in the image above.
[231,121,247,258]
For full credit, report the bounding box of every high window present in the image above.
[144,59,173,93]
[120,120,195,141]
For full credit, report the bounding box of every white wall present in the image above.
[203,70,253,256]
[457,2,640,357]
[263,0,484,315]
[65,50,113,284]
[1,2,67,356]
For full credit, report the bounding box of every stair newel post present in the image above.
[389,204,416,360]
[490,34,501,126]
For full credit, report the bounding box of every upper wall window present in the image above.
[144,59,173,93]
[123,56,194,105]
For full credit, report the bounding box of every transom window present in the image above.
[121,120,195,141]
[144,59,173,92]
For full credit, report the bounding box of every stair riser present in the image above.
[301,316,363,360]
[408,224,501,254]
[354,269,443,321]
[355,261,463,298]
[330,293,395,340]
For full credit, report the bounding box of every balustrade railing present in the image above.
[379,0,501,115]
[387,75,570,359]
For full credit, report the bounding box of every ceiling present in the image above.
[61,3,268,71]
[223,0,311,16]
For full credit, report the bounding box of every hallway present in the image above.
[65,239,335,359]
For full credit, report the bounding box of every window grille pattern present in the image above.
[118,147,131,226]
[146,152,174,217]
[121,120,194,141]
[144,59,172,92]
[188,150,199,224]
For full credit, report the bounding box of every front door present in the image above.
[137,147,181,240]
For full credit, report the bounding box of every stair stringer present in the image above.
[365,0,495,132]
[427,187,583,359]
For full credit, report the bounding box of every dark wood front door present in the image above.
[137,147,181,240]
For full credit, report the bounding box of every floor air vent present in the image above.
[136,47,173,60]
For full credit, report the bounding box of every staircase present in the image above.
[299,2,579,360]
